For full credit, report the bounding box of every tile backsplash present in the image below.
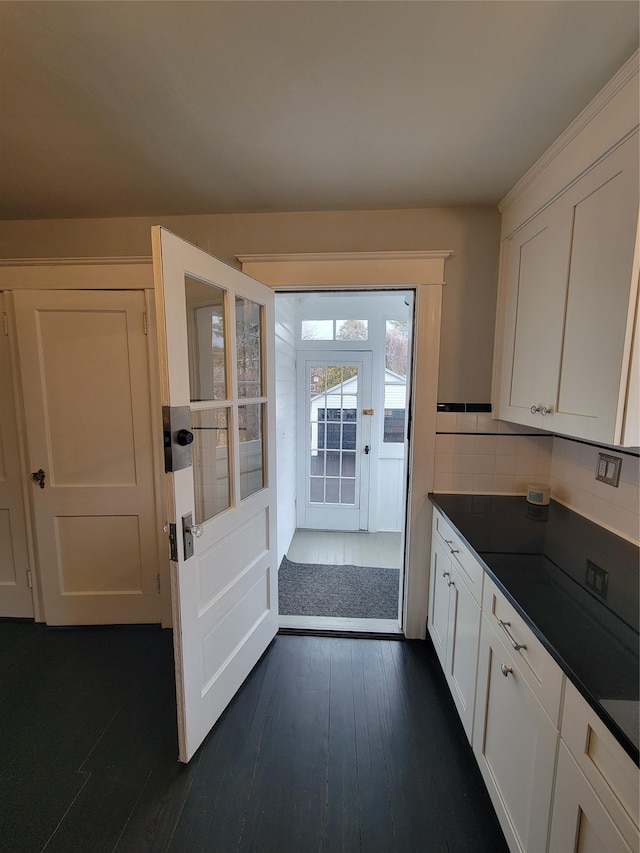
[434,411,552,495]
[551,436,639,544]
[433,406,640,545]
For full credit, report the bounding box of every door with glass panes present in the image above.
[297,352,372,531]
[152,227,277,763]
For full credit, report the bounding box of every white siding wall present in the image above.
[275,295,298,565]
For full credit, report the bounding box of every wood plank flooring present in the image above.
[0,620,508,853]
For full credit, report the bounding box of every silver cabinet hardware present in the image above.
[447,579,455,587]
[530,405,541,414]
[444,539,459,554]
[498,618,527,651]
[540,406,553,416]
[442,570,450,579]
[501,663,513,677]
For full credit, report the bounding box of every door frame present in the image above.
[238,251,450,640]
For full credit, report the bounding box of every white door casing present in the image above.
[0,293,33,617]
[152,227,278,763]
[297,351,372,531]
[13,289,162,626]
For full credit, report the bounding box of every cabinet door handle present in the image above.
[443,539,459,554]
[442,570,450,579]
[498,618,527,651]
[530,404,541,414]
[501,663,513,677]
[540,406,553,416]
[447,579,455,587]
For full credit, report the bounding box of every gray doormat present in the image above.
[278,556,399,619]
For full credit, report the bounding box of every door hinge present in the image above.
[26,568,33,589]
[2,313,8,336]
[156,572,161,594]
[143,312,148,335]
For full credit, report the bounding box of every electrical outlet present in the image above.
[595,453,622,487]
[585,559,609,599]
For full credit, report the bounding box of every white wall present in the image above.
[275,294,297,565]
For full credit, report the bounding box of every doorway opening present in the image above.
[275,290,414,633]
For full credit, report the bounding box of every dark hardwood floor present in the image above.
[0,620,508,853]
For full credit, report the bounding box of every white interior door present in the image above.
[297,351,372,531]
[152,227,278,764]
[13,289,162,626]
[0,293,33,617]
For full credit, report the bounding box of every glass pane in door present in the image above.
[238,403,264,500]
[308,363,359,505]
[185,275,226,401]
[192,408,231,523]
[236,296,262,398]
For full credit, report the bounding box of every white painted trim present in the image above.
[238,251,453,264]
[239,251,452,288]
[240,251,444,640]
[0,262,153,290]
[279,615,401,634]
[0,256,152,267]
[499,49,639,215]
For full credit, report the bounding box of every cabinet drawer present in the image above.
[432,508,484,604]
[549,742,638,853]
[561,679,639,831]
[482,574,564,725]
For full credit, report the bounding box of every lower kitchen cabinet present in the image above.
[472,614,559,853]
[428,519,481,742]
[549,743,637,853]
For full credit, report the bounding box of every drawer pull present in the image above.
[447,579,455,588]
[501,663,513,677]
[444,539,460,554]
[442,570,450,579]
[498,619,527,651]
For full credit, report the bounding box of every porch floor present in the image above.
[286,529,402,568]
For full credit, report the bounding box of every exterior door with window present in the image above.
[153,227,278,763]
[297,352,372,531]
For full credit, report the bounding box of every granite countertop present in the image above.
[428,493,640,765]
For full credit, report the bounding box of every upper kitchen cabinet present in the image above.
[493,52,640,447]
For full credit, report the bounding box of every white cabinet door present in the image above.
[428,520,481,743]
[549,743,638,853]
[444,561,481,742]
[473,615,559,853]
[552,133,639,443]
[428,532,451,670]
[496,132,639,444]
[498,204,572,428]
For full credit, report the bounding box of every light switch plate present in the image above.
[595,453,622,487]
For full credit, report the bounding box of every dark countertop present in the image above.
[429,493,640,765]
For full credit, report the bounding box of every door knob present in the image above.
[176,429,194,446]
[31,469,46,489]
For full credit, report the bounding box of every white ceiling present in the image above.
[1,1,638,221]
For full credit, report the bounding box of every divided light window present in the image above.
[301,319,368,341]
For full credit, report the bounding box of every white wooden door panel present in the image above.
[427,534,451,670]
[13,289,161,625]
[0,293,33,617]
[152,227,278,764]
[445,566,481,743]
